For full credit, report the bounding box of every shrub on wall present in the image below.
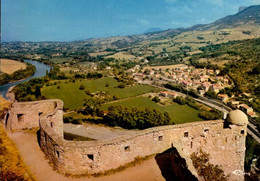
[191,149,227,181]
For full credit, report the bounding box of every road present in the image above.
[195,97,260,144]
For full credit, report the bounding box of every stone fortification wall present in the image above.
[5,99,246,180]
[5,99,63,131]
[39,103,247,181]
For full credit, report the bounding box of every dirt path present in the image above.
[8,131,164,181]
[102,93,152,105]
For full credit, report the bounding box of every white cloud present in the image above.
[137,19,150,26]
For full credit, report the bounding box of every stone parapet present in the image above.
[4,99,247,180]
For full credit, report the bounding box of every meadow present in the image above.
[42,77,156,110]
[102,96,202,124]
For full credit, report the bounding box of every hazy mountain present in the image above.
[144,28,163,34]
[239,6,248,12]
[185,5,260,31]
[133,5,260,42]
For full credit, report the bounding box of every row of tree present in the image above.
[173,96,222,120]
[103,106,172,129]
[164,83,199,98]
[13,77,47,101]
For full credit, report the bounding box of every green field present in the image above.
[50,57,73,64]
[102,96,202,124]
[42,77,156,110]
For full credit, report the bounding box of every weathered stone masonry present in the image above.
[5,100,59,130]
[5,99,248,181]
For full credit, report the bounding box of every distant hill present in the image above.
[186,5,260,31]
[134,5,260,41]
[144,28,163,34]
[1,5,260,63]
[239,6,247,12]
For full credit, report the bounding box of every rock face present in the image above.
[5,100,248,181]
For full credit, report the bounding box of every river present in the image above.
[0,60,51,99]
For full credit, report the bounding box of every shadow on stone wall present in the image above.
[155,147,198,181]
[37,129,41,147]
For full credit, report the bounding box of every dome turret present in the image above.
[227,110,248,126]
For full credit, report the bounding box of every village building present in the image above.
[217,94,229,103]
[159,91,178,99]
[228,100,240,109]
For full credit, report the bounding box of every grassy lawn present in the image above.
[42,77,155,110]
[102,96,202,124]
[50,57,73,64]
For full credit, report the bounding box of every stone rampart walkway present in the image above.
[8,131,164,181]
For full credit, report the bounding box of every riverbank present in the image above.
[0,60,51,99]
[0,60,36,85]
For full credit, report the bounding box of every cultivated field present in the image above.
[198,58,230,67]
[42,77,156,110]
[106,52,137,60]
[102,96,202,124]
[0,59,26,74]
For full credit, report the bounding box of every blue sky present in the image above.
[1,0,260,42]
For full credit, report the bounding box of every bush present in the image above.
[85,89,91,95]
[63,116,81,124]
[199,108,222,120]
[152,96,160,103]
[79,84,85,90]
[113,95,119,100]
[204,91,217,99]
[117,83,126,88]
[78,97,103,117]
[191,149,227,181]
[174,96,186,105]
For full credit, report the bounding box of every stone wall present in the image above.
[38,100,247,181]
[5,99,62,131]
[5,99,247,180]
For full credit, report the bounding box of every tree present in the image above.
[152,96,160,103]
[117,83,126,88]
[78,97,103,116]
[79,84,85,90]
[174,96,186,105]
[35,85,41,97]
[204,91,217,99]
[199,108,222,120]
[103,106,172,129]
